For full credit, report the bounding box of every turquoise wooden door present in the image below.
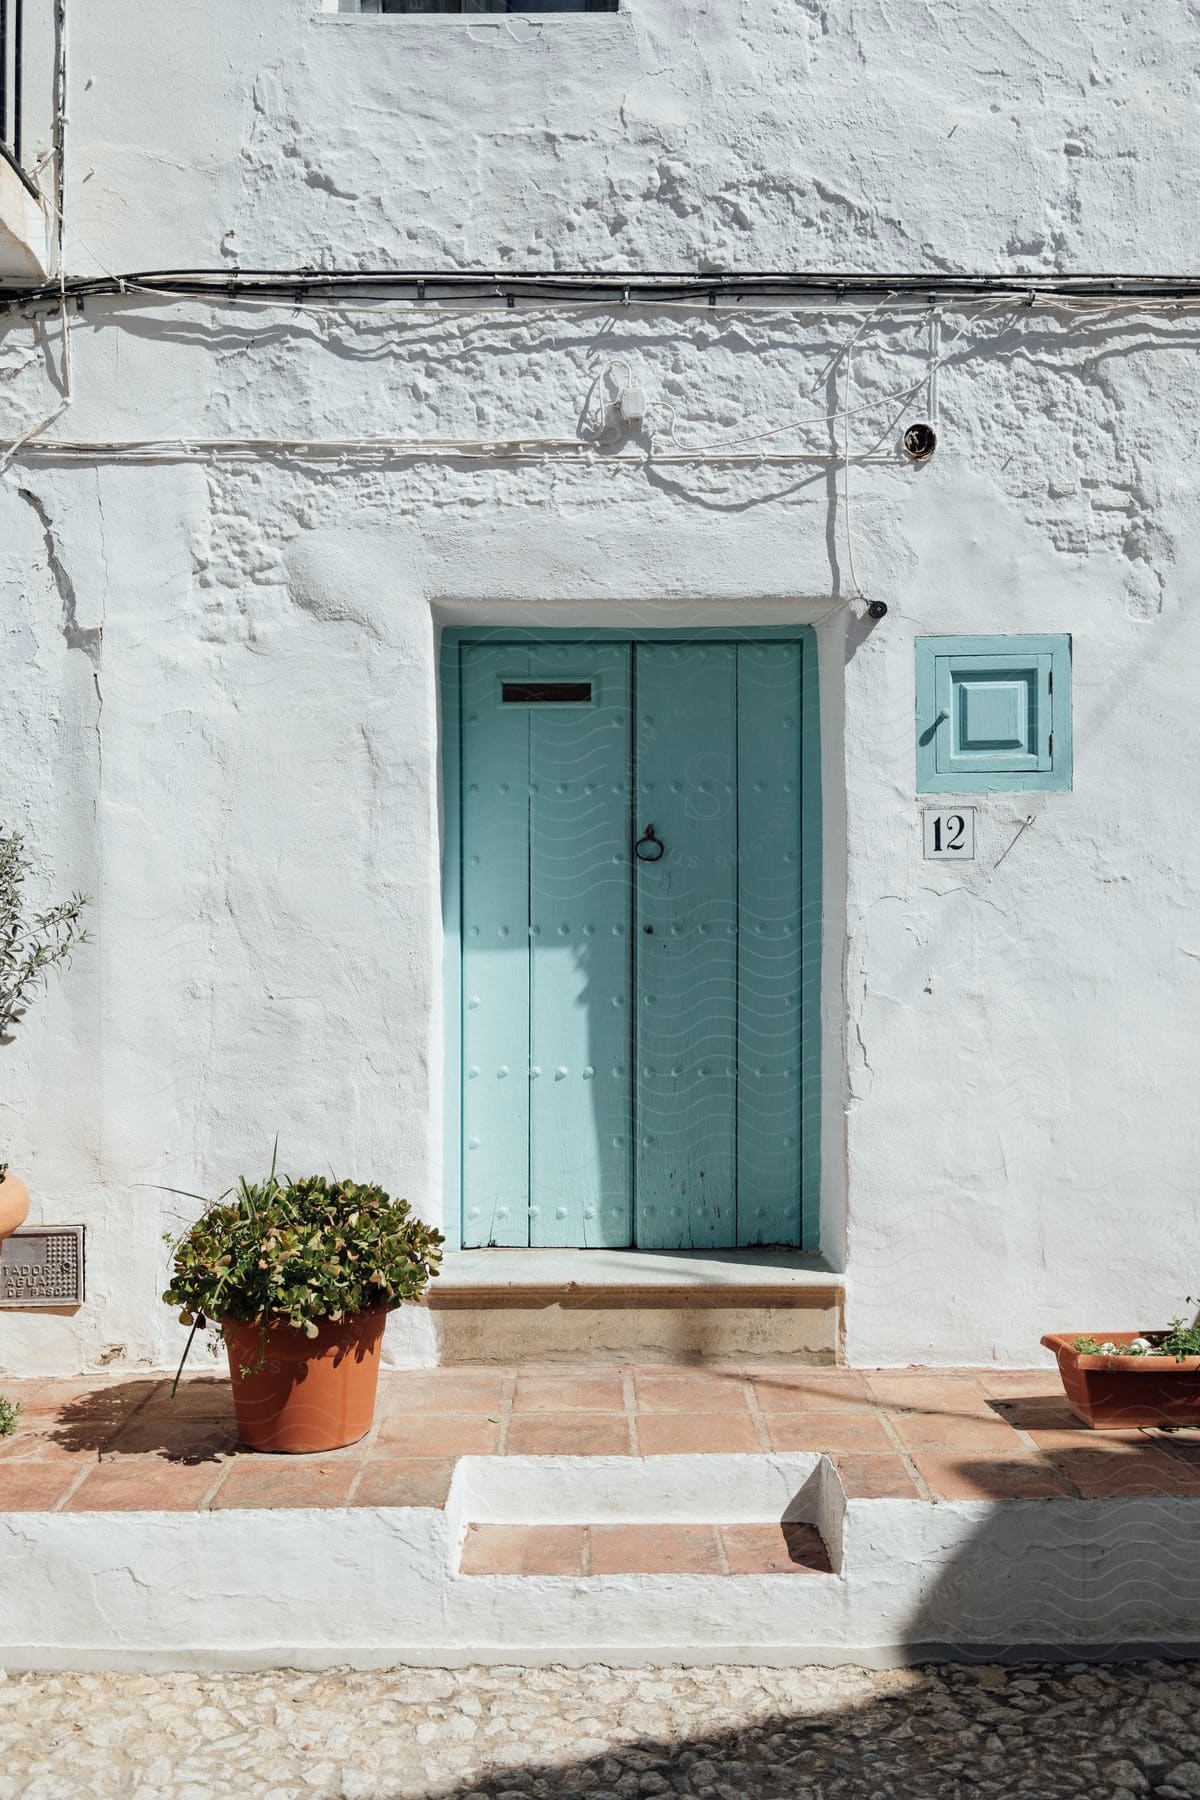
[454,634,817,1250]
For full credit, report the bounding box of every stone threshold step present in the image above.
[459,1520,832,1577]
[427,1250,844,1364]
[433,1248,843,1300]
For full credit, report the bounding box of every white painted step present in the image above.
[4,1454,1200,1670]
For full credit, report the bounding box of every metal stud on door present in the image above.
[460,644,533,1248]
[527,644,633,1248]
[460,641,633,1249]
[634,643,739,1251]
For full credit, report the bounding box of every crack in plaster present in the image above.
[17,487,103,665]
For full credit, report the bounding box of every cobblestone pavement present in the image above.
[2,1661,1200,1799]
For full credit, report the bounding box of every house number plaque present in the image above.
[0,1226,85,1307]
[922,807,975,860]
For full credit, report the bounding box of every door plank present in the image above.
[736,642,804,1245]
[528,643,633,1247]
[634,643,738,1250]
[460,644,532,1247]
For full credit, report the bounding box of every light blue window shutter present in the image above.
[935,652,1051,777]
[916,635,1071,793]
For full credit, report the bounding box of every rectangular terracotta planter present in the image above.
[1042,1331,1200,1430]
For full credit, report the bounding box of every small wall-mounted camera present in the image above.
[903,422,937,462]
[867,601,889,620]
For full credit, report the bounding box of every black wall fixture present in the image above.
[903,423,937,462]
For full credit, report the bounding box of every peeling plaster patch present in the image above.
[283,525,424,643]
[17,487,103,664]
[303,166,359,201]
[1124,571,1164,620]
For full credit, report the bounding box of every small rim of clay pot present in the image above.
[220,1305,389,1341]
[1042,1331,1200,1375]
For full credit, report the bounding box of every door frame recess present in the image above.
[439,626,822,1254]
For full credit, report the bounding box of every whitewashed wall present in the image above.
[1,0,1199,1372]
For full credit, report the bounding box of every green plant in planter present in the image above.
[1075,1304,1200,1362]
[162,1165,444,1386]
[0,828,90,1180]
[0,829,90,1044]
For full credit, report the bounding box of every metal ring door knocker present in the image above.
[635,824,666,862]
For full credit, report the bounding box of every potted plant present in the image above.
[163,1163,443,1453]
[0,828,89,1245]
[1041,1310,1200,1429]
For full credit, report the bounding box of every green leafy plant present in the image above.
[162,1158,443,1386]
[1075,1305,1200,1363]
[1156,1312,1200,1360]
[0,828,89,1044]
[0,1394,19,1437]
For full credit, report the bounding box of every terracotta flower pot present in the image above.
[221,1307,388,1454]
[0,1172,30,1247]
[1042,1331,1200,1430]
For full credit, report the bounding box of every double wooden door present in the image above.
[453,635,817,1250]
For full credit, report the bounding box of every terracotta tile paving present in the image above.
[461,1523,587,1576]
[0,1423,90,1463]
[101,1413,239,1465]
[827,1453,923,1500]
[589,1523,725,1576]
[378,1369,509,1413]
[349,1458,457,1510]
[887,1410,1026,1454]
[634,1413,762,1455]
[505,1412,633,1456]
[0,1462,85,1510]
[761,1411,894,1454]
[458,1521,833,1577]
[374,1413,502,1457]
[750,1370,874,1412]
[864,1372,996,1414]
[986,1395,1081,1432]
[979,1368,1069,1397]
[1025,1424,1152,1452]
[1152,1430,1200,1468]
[1037,1447,1200,1498]
[720,1522,832,1574]
[632,1371,754,1412]
[61,1458,221,1512]
[910,1452,1075,1502]
[210,1458,360,1510]
[133,1377,234,1418]
[1,1365,1198,1515]
[512,1373,625,1412]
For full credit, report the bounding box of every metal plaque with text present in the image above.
[0,1226,86,1308]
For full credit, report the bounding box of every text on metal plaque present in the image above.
[0,1226,86,1307]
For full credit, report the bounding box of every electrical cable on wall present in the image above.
[0,297,1012,468]
[0,255,1188,475]
[0,0,72,475]
[9,268,1200,310]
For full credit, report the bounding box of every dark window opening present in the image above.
[501,681,594,704]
